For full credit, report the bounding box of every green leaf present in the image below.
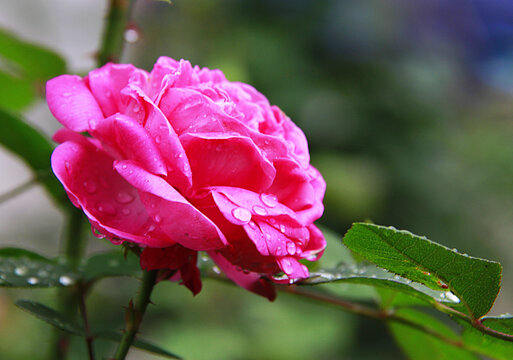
[343,223,502,318]
[15,300,83,336]
[299,263,460,306]
[80,251,141,282]
[457,316,513,360]
[0,109,67,207]
[95,331,182,359]
[390,308,478,360]
[0,247,77,287]
[0,71,36,110]
[0,27,66,82]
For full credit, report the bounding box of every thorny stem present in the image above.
[113,269,158,360]
[279,285,513,345]
[78,284,95,360]
[97,0,136,66]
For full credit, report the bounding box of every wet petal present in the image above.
[115,160,227,250]
[46,75,103,132]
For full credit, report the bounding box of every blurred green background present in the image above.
[1,0,513,359]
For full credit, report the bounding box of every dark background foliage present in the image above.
[0,0,512,359]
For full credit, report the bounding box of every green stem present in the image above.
[113,269,158,360]
[47,206,87,360]
[97,0,136,66]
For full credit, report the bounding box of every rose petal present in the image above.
[87,63,148,117]
[208,251,276,301]
[46,75,103,132]
[180,133,275,193]
[51,139,171,247]
[302,224,326,261]
[90,113,167,176]
[114,160,227,250]
[276,256,309,279]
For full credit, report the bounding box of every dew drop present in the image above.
[154,215,162,223]
[122,164,128,170]
[59,276,74,286]
[279,224,286,233]
[15,266,28,276]
[124,28,139,43]
[27,277,39,285]
[232,207,252,223]
[247,221,257,229]
[155,135,161,144]
[122,208,131,216]
[98,203,116,215]
[62,92,72,97]
[260,193,278,208]
[132,104,140,113]
[83,180,97,194]
[116,191,134,204]
[212,265,221,274]
[286,241,296,255]
[252,205,267,216]
[445,292,460,303]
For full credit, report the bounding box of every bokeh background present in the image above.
[1,0,513,359]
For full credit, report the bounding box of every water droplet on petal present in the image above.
[64,161,71,174]
[83,180,97,194]
[122,208,131,216]
[132,104,140,113]
[59,276,74,286]
[27,277,39,285]
[98,203,116,215]
[155,135,161,144]
[247,221,257,229]
[261,193,278,207]
[154,215,162,223]
[15,266,28,276]
[232,207,252,223]
[279,224,286,233]
[286,241,296,255]
[116,191,134,204]
[62,92,72,97]
[252,206,267,216]
[122,164,128,170]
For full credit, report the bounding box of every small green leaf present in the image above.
[299,263,460,306]
[0,27,66,82]
[0,71,36,110]
[95,331,182,359]
[80,251,141,282]
[0,109,67,207]
[0,247,77,287]
[343,223,502,318]
[390,308,478,360]
[458,316,513,360]
[15,300,84,336]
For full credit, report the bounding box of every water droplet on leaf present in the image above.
[59,276,73,286]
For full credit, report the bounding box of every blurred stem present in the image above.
[113,269,158,360]
[78,284,95,360]
[97,0,136,66]
[47,207,87,360]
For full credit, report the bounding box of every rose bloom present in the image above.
[47,57,326,300]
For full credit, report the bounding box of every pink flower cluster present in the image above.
[47,57,326,300]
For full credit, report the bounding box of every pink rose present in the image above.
[47,57,326,300]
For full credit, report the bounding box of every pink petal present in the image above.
[87,63,148,117]
[295,166,326,225]
[208,251,276,301]
[276,256,309,279]
[302,224,326,261]
[114,160,227,250]
[46,75,103,132]
[90,113,167,176]
[180,133,275,193]
[51,139,171,247]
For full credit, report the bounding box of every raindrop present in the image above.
[124,28,139,43]
[155,135,161,144]
[132,104,140,113]
[252,206,267,216]
[27,277,39,285]
[212,266,221,274]
[260,193,278,208]
[154,215,162,223]
[62,92,72,97]
[279,224,286,233]
[116,191,134,204]
[15,266,28,276]
[122,208,131,216]
[445,292,460,303]
[83,180,97,194]
[286,241,296,255]
[59,276,74,286]
[247,221,257,229]
[232,207,252,223]
[439,293,446,300]
[122,164,128,170]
